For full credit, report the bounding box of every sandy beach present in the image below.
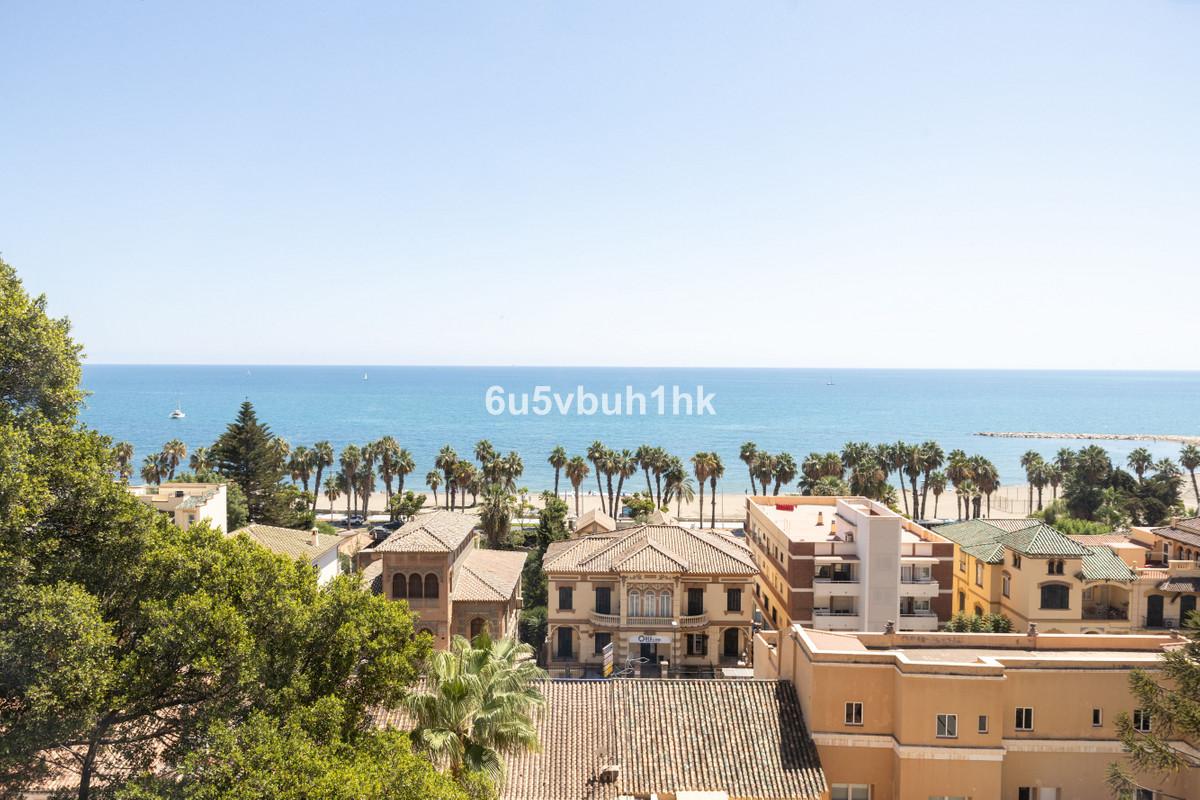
[317,480,1113,524]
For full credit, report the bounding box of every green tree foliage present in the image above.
[945,612,1012,633]
[118,699,468,800]
[1062,445,1183,526]
[211,400,311,526]
[389,489,427,522]
[404,633,546,784]
[1107,616,1200,797]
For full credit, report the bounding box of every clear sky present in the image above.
[3,2,1198,368]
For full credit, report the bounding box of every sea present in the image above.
[79,366,1200,492]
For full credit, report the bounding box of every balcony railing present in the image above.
[589,611,621,626]
[1083,605,1129,621]
[900,611,938,618]
[813,608,859,616]
[679,613,708,629]
[900,578,936,584]
[625,615,677,627]
[813,577,859,584]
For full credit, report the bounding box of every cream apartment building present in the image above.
[745,497,954,633]
[129,482,228,533]
[755,625,1198,800]
[542,523,757,676]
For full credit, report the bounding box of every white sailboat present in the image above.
[170,399,185,419]
[363,371,369,381]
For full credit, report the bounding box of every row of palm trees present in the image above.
[114,439,207,485]
[545,443,705,522]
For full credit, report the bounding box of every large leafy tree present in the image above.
[0,258,430,799]
[210,401,302,524]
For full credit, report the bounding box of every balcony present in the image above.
[1083,605,1129,621]
[589,611,621,627]
[812,608,861,631]
[813,579,861,598]
[679,613,708,629]
[899,612,939,632]
[900,581,940,599]
[625,616,676,627]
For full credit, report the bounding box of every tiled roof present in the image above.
[1150,517,1200,548]
[234,524,341,562]
[1158,576,1200,593]
[575,508,617,532]
[373,510,477,553]
[933,519,1089,563]
[501,680,825,800]
[451,549,528,602]
[1080,546,1136,583]
[544,525,756,576]
[360,560,383,594]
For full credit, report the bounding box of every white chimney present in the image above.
[816,511,825,526]
[310,528,320,546]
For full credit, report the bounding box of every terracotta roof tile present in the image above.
[545,525,755,576]
[450,549,528,602]
[234,524,341,561]
[373,510,477,553]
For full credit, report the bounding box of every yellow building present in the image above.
[933,518,1140,633]
[755,624,1199,800]
[543,523,757,677]
[357,510,527,648]
[128,482,228,533]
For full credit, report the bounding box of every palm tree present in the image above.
[404,632,546,783]
[635,444,656,497]
[355,457,376,522]
[310,441,334,514]
[1180,444,1200,509]
[339,444,362,516]
[918,441,944,518]
[1019,450,1043,514]
[394,448,415,498]
[140,454,164,485]
[599,448,618,517]
[971,457,1000,517]
[612,449,637,518]
[1128,447,1154,482]
[426,469,442,508]
[691,452,714,528]
[188,446,212,474]
[1047,464,1063,504]
[565,456,589,516]
[375,436,403,502]
[739,442,760,495]
[475,439,498,483]
[945,449,969,519]
[323,474,343,516]
[113,441,134,481]
[707,453,725,527]
[1028,459,1049,511]
[928,471,947,517]
[753,453,774,500]
[455,461,477,509]
[288,445,312,493]
[902,444,923,519]
[500,451,524,492]
[547,445,567,497]
[161,439,187,481]
[586,441,607,514]
[271,437,291,467]
[1054,447,1076,474]
[771,452,797,495]
[664,457,695,518]
[479,486,516,548]
[889,441,910,515]
[435,446,459,511]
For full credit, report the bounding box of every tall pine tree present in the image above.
[211,401,296,524]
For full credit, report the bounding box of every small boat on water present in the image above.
[363,372,369,381]
[170,406,185,419]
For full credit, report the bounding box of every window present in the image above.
[408,573,424,598]
[1019,790,1063,800]
[978,715,989,733]
[628,591,640,616]
[1134,709,1152,733]
[659,591,672,617]
[391,573,407,599]
[555,626,572,658]
[1040,583,1070,610]
[1092,708,1103,727]
[686,633,708,656]
[936,714,958,738]
[1002,573,1011,598]
[974,604,984,617]
[1135,789,1154,800]
[727,588,743,612]
[594,632,611,655]
[1015,707,1034,731]
[594,587,611,615]
[424,573,439,599]
[1013,553,1022,569]
[830,786,870,800]
[959,554,966,572]
[844,702,863,726]
[469,617,487,639]
[975,562,984,586]
[958,591,966,612]
[1047,559,1064,575]
[687,588,705,616]
[558,586,573,611]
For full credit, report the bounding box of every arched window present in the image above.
[392,573,406,599]
[425,573,439,599]
[470,617,487,639]
[1040,583,1070,610]
[659,592,672,617]
[408,573,424,599]
[629,591,641,617]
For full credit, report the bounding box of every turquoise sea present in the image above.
[79,366,1200,491]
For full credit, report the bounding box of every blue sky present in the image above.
[3,2,1198,368]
